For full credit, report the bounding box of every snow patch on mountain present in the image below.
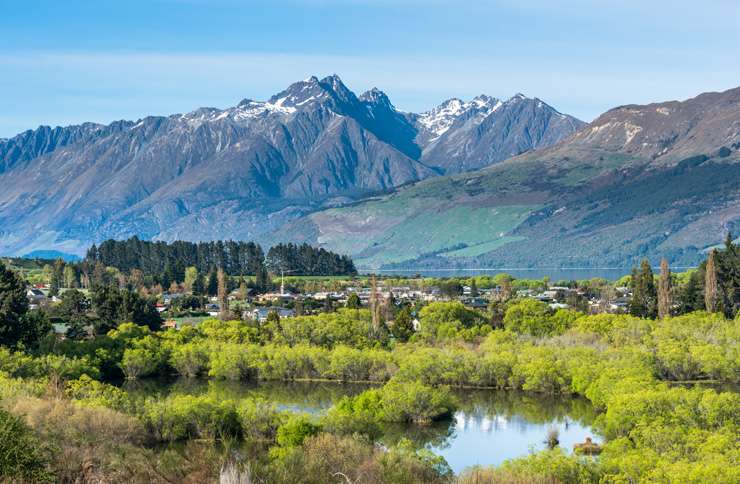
[418,95,502,138]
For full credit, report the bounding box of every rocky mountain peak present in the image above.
[0,74,585,257]
[262,74,358,114]
[417,95,503,139]
[360,87,393,108]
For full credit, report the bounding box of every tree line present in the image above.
[85,237,356,279]
[629,232,740,319]
[266,243,357,276]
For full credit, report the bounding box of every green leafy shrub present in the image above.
[503,299,556,336]
[0,408,51,482]
[142,394,241,441]
[170,342,210,378]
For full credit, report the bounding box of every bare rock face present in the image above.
[566,86,740,162]
[0,75,581,256]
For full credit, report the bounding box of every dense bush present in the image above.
[141,394,242,441]
[458,449,599,483]
[266,433,449,484]
[0,408,51,482]
[503,299,580,336]
[326,379,456,431]
[170,342,210,378]
[415,302,488,341]
[0,307,738,482]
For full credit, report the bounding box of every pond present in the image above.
[124,379,601,474]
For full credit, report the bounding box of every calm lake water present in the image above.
[124,379,600,474]
[375,267,694,281]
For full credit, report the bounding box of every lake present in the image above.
[124,379,600,474]
[375,267,694,281]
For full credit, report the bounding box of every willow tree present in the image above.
[705,250,718,313]
[657,258,672,319]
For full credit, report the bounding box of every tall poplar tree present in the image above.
[705,249,718,313]
[657,258,672,319]
[217,268,229,318]
[370,275,381,337]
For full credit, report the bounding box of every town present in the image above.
[18,256,657,338]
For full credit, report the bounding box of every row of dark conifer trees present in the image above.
[629,233,740,319]
[84,237,357,281]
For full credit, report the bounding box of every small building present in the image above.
[246,307,295,323]
[549,302,570,310]
[463,297,489,309]
[257,292,297,303]
[27,288,47,302]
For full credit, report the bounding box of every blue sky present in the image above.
[1,0,739,137]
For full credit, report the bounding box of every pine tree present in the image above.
[192,273,205,296]
[346,293,361,309]
[238,278,249,300]
[391,306,414,342]
[657,258,672,319]
[470,279,479,297]
[629,259,657,318]
[255,263,270,293]
[206,271,218,296]
[0,262,32,347]
[705,249,718,313]
[384,291,396,322]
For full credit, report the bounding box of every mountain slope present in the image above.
[417,94,584,174]
[0,75,581,256]
[276,86,740,269]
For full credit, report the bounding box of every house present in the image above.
[205,303,220,316]
[162,292,185,305]
[246,307,295,323]
[27,288,47,308]
[52,323,69,339]
[257,292,297,303]
[463,297,489,309]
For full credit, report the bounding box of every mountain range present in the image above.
[276,85,740,269]
[1,76,738,270]
[0,75,582,261]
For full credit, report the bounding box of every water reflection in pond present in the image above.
[124,379,600,474]
[418,390,599,473]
